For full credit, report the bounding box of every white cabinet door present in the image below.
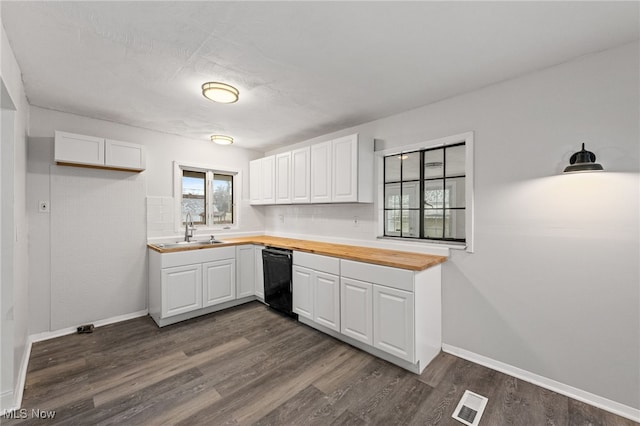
[54,131,105,166]
[261,155,276,204]
[275,152,292,204]
[254,245,264,300]
[203,259,236,307]
[161,264,202,318]
[310,141,332,203]
[314,271,340,332]
[105,139,145,171]
[332,134,358,202]
[373,285,414,362]
[249,159,262,205]
[340,277,373,345]
[236,245,255,298]
[292,265,314,320]
[291,147,310,203]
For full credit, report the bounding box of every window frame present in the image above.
[376,132,474,252]
[173,161,241,233]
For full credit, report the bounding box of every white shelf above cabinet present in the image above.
[55,131,145,172]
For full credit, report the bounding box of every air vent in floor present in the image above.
[452,390,488,426]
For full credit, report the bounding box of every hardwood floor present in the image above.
[3,302,636,425]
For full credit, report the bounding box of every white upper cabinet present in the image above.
[275,152,292,204]
[331,134,359,202]
[55,131,145,172]
[105,139,145,171]
[249,133,372,205]
[249,159,262,204]
[261,155,276,204]
[291,147,311,203]
[250,156,276,205]
[310,141,332,203]
[55,131,105,167]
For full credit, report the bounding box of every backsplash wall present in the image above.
[264,203,377,241]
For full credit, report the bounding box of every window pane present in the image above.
[446,177,465,208]
[424,148,444,179]
[424,209,443,239]
[213,173,233,225]
[182,170,206,224]
[385,155,401,182]
[446,144,466,177]
[385,183,401,209]
[402,210,420,238]
[445,209,466,240]
[402,181,420,208]
[402,151,420,181]
[385,210,402,236]
[424,179,444,209]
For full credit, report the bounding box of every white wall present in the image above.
[264,42,640,411]
[0,22,30,411]
[27,107,264,334]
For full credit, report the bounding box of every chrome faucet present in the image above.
[184,212,195,242]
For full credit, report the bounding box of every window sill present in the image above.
[377,236,468,251]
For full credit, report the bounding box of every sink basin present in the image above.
[153,240,225,249]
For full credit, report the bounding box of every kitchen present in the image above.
[1,2,638,425]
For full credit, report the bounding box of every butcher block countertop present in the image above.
[148,235,447,271]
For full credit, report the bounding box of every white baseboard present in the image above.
[29,309,149,343]
[442,344,640,423]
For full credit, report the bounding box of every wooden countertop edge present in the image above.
[147,236,447,271]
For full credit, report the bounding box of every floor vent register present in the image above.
[452,390,488,426]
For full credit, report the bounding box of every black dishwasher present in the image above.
[262,247,297,319]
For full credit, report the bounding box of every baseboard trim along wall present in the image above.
[442,344,640,423]
[10,309,149,410]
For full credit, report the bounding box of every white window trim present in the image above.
[173,160,242,234]
[376,131,474,253]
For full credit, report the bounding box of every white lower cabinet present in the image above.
[149,246,251,327]
[236,245,256,298]
[338,259,441,373]
[254,245,265,300]
[292,265,314,320]
[313,271,340,331]
[373,285,414,362]
[340,277,373,344]
[162,264,203,318]
[203,260,236,307]
[293,252,341,331]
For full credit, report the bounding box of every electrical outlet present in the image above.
[279,214,285,224]
[38,200,50,213]
[353,216,359,227]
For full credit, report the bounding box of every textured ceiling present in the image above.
[2,2,638,151]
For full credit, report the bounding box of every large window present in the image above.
[175,162,236,229]
[383,138,469,245]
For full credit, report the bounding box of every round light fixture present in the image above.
[563,143,603,173]
[201,82,239,103]
[210,135,234,145]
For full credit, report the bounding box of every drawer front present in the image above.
[160,246,235,268]
[293,251,340,275]
[340,259,413,292]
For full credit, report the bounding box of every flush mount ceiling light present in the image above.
[564,143,604,173]
[201,82,239,103]
[210,135,234,145]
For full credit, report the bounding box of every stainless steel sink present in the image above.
[153,240,225,249]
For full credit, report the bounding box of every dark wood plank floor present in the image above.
[3,302,636,425]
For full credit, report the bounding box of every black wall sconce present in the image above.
[564,143,604,173]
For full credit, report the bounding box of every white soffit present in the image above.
[1,2,638,150]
